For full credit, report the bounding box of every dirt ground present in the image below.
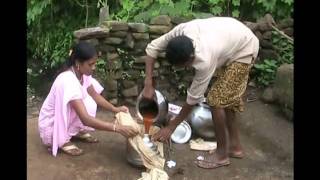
[27,94,293,180]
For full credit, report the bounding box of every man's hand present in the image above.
[142,85,155,100]
[152,125,176,142]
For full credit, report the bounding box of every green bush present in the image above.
[252,59,278,86]
[27,0,293,95]
[252,30,293,87]
[27,0,99,94]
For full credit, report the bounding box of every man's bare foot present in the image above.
[194,152,230,169]
[229,150,244,158]
[208,148,244,159]
[228,146,244,158]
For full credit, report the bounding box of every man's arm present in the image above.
[142,55,156,99]
[167,103,194,130]
[143,25,183,99]
[152,102,194,142]
[152,67,216,142]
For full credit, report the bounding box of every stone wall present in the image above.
[243,14,293,62]
[73,14,293,105]
[261,64,293,121]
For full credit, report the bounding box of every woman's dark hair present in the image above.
[166,35,194,66]
[66,41,97,67]
[56,41,97,76]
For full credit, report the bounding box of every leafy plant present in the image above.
[116,48,135,69]
[205,0,241,17]
[27,84,35,98]
[27,0,294,96]
[140,70,146,78]
[177,82,188,96]
[252,59,278,86]
[272,30,294,64]
[252,27,293,87]
[27,0,100,94]
[95,58,108,81]
[121,71,132,80]
[240,0,293,21]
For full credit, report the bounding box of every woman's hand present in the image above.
[116,125,139,138]
[114,106,129,113]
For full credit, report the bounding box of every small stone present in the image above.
[260,40,273,49]
[124,33,135,49]
[150,15,171,25]
[122,80,136,88]
[109,31,127,38]
[261,87,275,103]
[109,98,118,105]
[262,31,272,40]
[122,85,139,97]
[132,33,150,40]
[107,52,119,60]
[128,23,149,33]
[104,37,123,45]
[134,56,146,64]
[154,62,160,69]
[149,25,172,35]
[102,21,129,31]
[105,79,118,91]
[74,27,109,39]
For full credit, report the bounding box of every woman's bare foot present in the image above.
[73,132,99,143]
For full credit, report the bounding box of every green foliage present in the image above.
[115,48,139,80]
[27,84,35,98]
[27,0,100,94]
[240,0,293,21]
[272,31,294,64]
[117,48,134,69]
[27,0,51,26]
[252,30,293,87]
[95,58,108,81]
[252,59,278,86]
[140,70,146,79]
[177,82,188,96]
[205,0,240,17]
[108,0,195,23]
[27,0,294,95]
[169,66,193,96]
[110,0,292,23]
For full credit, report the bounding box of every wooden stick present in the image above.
[271,25,294,44]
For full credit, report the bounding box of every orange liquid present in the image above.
[143,113,154,134]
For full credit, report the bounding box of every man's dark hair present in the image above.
[166,35,194,66]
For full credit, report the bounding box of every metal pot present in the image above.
[135,90,168,126]
[126,129,161,168]
[186,102,215,139]
[126,140,144,168]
